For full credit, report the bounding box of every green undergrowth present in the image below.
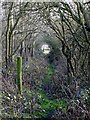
[1,86,68,119]
[2,86,90,118]
[22,87,68,118]
[36,89,68,118]
[44,64,55,83]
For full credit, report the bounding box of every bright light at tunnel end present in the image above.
[41,44,51,55]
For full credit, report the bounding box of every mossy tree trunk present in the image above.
[16,56,22,94]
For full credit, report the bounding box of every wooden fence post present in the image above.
[16,56,22,94]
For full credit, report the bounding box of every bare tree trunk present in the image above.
[5,3,13,68]
[5,30,8,68]
[83,4,90,86]
[11,14,14,62]
[88,50,90,81]
[88,32,90,86]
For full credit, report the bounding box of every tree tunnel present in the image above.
[30,32,68,99]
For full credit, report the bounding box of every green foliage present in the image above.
[44,64,54,83]
[36,89,68,118]
[81,88,90,106]
[22,113,31,118]
[16,56,22,94]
